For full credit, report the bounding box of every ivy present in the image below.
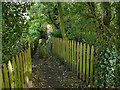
[94,44,120,88]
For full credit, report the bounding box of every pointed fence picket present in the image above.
[51,38,94,85]
[2,43,32,88]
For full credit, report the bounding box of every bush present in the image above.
[50,30,62,38]
[94,44,120,88]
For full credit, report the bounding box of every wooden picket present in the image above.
[8,61,14,88]
[3,64,9,88]
[51,38,95,85]
[12,57,18,88]
[67,40,69,64]
[2,43,32,88]
[69,40,72,67]
[90,46,94,84]
[19,53,24,88]
[72,40,74,71]
[73,41,76,73]
[80,43,82,79]
[83,43,86,81]
[1,69,4,89]
[77,42,79,76]
[16,55,21,88]
[86,44,90,83]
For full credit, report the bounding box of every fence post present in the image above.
[86,44,90,84]
[12,57,18,88]
[77,42,80,76]
[16,55,21,88]
[54,38,56,55]
[3,64,9,88]
[57,38,59,57]
[2,73,4,89]
[59,38,61,58]
[27,49,30,78]
[63,39,64,63]
[67,40,69,64]
[19,53,24,88]
[74,41,76,73]
[53,38,55,55]
[0,69,2,89]
[72,40,74,71]
[62,39,64,60]
[63,39,65,61]
[28,43,32,75]
[60,38,63,58]
[24,50,29,87]
[80,43,82,79]
[8,61,14,88]
[22,51,26,88]
[90,45,94,84]
[69,40,72,67]
[58,38,60,57]
[56,38,58,56]
[1,69,4,89]
[83,43,86,81]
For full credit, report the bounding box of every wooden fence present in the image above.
[50,38,95,84]
[1,43,32,88]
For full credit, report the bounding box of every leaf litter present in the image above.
[30,48,87,88]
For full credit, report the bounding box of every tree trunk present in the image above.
[57,2,67,39]
[102,2,112,28]
[88,2,113,42]
[116,2,120,30]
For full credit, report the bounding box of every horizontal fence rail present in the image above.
[2,43,32,88]
[50,38,95,85]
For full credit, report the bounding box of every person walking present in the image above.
[46,28,52,57]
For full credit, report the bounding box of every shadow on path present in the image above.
[31,47,86,88]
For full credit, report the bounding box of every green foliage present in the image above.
[28,24,42,42]
[2,2,32,64]
[28,2,49,43]
[50,30,62,38]
[94,44,120,88]
[2,2,120,87]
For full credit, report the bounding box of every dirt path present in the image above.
[31,48,86,88]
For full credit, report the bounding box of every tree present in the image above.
[57,2,67,39]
